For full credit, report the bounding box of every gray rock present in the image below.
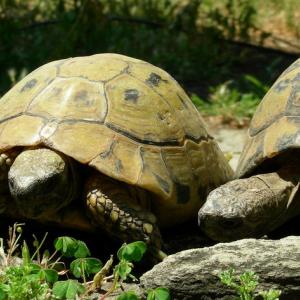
[140,236,300,299]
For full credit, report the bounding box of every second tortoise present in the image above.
[199,58,300,241]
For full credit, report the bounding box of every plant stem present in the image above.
[98,271,120,300]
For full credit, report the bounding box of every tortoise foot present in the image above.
[85,174,165,260]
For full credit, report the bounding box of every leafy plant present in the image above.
[0,223,170,299]
[116,287,171,300]
[219,268,281,300]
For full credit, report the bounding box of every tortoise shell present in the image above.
[237,58,300,178]
[0,53,233,226]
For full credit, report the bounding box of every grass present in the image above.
[191,74,270,125]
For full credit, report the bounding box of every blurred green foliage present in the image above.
[0,0,296,120]
[191,75,268,123]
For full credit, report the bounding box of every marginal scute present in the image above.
[185,139,232,188]
[0,115,44,149]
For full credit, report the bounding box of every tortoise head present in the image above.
[198,174,294,241]
[8,148,78,219]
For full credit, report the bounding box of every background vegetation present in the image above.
[0,0,299,123]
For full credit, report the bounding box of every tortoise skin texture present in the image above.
[0,53,233,227]
[237,58,300,178]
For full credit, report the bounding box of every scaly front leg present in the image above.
[85,173,166,261]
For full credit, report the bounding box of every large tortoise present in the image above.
[0,53,233,258]
[198,58,300,241]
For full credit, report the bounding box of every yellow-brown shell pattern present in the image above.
[237,58,300,178]
[0,53,233,226]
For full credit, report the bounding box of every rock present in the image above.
[140,236,300,300]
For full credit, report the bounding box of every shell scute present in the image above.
[129,62,207,141]
[0,63,57,122]
[27,77,107,122]
[105,73,184,145]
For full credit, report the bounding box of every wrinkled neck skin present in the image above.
[198,164,300,242]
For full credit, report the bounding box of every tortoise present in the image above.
[0,53,233,258]
[198,58,300,241]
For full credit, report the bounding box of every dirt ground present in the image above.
[205,118,248,171]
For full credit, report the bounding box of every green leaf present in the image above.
[70,258,102,279]
[54,236,78,257]
[219,269,238,288]
[39,269,58,284]
[259,289,281,300]
[22,240,31,266]
[29,263,42,273]
[73,240,91,258]
[114,260,132,280]
[0,286,7,300]
[147,287,171,300]
[26,273,41,282]
[117,241,147,262]
[52,280,85,299]
[117,291,139,300]
[239,271,258,293]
